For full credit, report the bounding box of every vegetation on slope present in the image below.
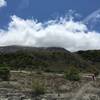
[0,46,92,72]
[76,50,100,71]
[0,65,10,81]
[64,66,80,81]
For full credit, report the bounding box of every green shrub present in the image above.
[93,68,99,77]
[0,67,10,81]
[65,67,80,81]
[32,80,46,95]
[89,67,100,77]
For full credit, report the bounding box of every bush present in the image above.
[32,80,46,95]
[0,67,10,81]
[89,67,100,77]
[65,67,80,81]
[93,68,99,77]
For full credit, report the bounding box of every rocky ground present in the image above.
[0,71,100,100]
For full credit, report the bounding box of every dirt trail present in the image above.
[71,81,92,100]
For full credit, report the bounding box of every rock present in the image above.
[59,85,71,92]
[82,94,100,100]
[41,98,47,100]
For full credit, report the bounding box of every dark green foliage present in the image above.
[65,67,80,81]
[76,50,100,72]
[77,50,100,63]
[0,46,92,72]
[0,67,10,81]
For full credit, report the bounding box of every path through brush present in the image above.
[71,81,92,100]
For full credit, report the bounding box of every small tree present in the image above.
[0,67,10,81]
[32,80,46,96]
[93,68,99,77]
[65,67,80,81]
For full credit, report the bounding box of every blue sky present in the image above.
[0,0,100,51]
[0,0,100,28]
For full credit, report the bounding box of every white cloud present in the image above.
[0,15,100,51]
[0,0,6,7]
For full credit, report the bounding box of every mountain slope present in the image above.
[0,46,92,72]
[76,50,100,70]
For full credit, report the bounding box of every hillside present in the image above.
[0,46,92,72]
[76,50,100,70]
